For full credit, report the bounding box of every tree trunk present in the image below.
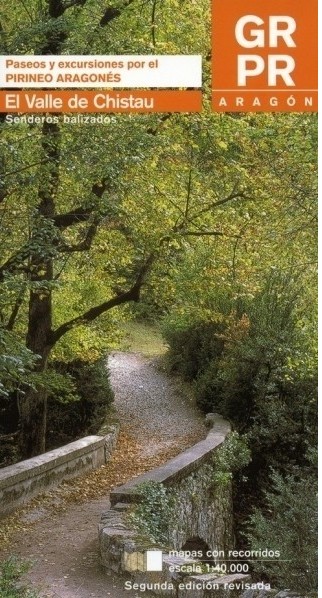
[18,121,59,458]
[19,289,53,457]
[19,379,49,458]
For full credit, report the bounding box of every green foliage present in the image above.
[0,557,40,598]
[163,270,317,572]
[53,358,114,406]
[0,0,317,465]
[165,271,317,471]
[246,464,318,592]
[214,274,316,478]
[128,482,175,545]
[162,317,226,381]
[212,432,251,486]
[194,360,225,413]
[46,358,114,448]
[128,435,249,544]
[0,357,114,462]
[0,328,39,398]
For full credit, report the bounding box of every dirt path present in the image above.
[109,352,206,456]
[0,353,206,598]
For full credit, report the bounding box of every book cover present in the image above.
[0,1,317,597]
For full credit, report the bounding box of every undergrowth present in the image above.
[0,557,39,598]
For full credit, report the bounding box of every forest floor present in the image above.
[0,329,206,598]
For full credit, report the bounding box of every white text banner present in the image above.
[0,55,202,88]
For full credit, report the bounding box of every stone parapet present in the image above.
[0,423,119,517]
[110,414,231,505]
[99,414,246,596]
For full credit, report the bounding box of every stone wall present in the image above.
[0,424,119,517]
[168,460,233,554]
[99,414,249,596]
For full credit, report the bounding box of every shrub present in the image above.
[161,272,318,562]
[0,557,40,597]
[0,357,115,463]
[128,482,175,545]
[212,432,251,486]
[162,317,226,381]
[246,464,318,592]
[46,357,114,448]
[185,275,317,474]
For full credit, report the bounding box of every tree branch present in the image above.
[6,284,27,331]
[0,179,109,280]
[17,0,34,20]
[180,230,224,237]
[146,114,172,136]
[47,0,87,17]
[49,254,155,346]
[0,219,100,279]
[58,219,99,252]
[186,188,250,225]
[3,160,48,179]
[53,206,94,230]
[53,180,108,230]
[151,0,157,46]
[0,254,31,282]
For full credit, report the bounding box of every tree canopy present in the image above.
[0,1,317,460]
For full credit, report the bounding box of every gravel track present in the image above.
[109,352,206,457]
[0,352,206,598]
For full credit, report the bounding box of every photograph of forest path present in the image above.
[0,328,207,597]
[0,1,318,597]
